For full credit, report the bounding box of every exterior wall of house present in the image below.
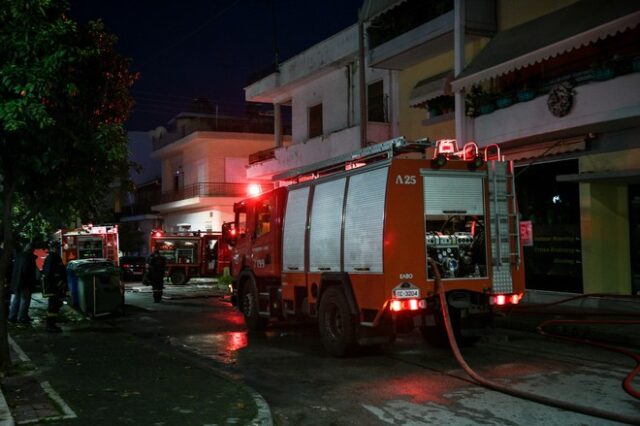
[463,1,640,295]
[152,132,274,232]
[498,0,578,31]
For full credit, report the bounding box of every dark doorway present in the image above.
[515,159,583,293]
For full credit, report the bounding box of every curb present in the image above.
[0,386,15,426]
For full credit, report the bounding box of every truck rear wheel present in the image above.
[170,269,187,286]
[318,286,357,356]
[241,277,267,330]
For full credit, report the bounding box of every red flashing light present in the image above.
[390,300,402,312]
[491,293,521,306]
[390,298,421,312]
[152,230,163,238]
[248,184,262,196]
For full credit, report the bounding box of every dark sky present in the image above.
[69,0,363,131]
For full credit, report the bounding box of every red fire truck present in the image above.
[223,137,525,356]
[56,225,120,265]
[149,230,230,285]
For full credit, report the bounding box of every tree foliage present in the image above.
[0,0,138,371]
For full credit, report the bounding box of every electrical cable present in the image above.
[428,258,640,425]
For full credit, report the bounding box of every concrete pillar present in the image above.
[274,102,282,148]
[454,0,466,144]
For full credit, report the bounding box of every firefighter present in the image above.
[8,240,37,325]
[146,248,166,303]
[42,241,67,333]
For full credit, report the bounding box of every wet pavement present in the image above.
[1,282,639,425]
[1,285,270,426]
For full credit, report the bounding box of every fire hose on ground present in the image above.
[428,258,640,425]
[511,292,640,400]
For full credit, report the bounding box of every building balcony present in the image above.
[367,0,495,70]
[246,122,392,180]
[152,120,275,151]
[159,182,258,204]
[472,72,640,146]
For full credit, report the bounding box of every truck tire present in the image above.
[318,286,357,357]
[241,276,266,330]
[170,269,187,286]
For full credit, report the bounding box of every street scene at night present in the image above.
[1,0,640,425]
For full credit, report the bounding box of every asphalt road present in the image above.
[110,282,640,425]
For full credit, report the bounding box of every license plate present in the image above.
[394,289,420,298]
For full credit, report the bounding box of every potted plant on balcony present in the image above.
[466,86,494,116]
[426,95,454,119]
[591,57,616,81]
[516,80,536,102]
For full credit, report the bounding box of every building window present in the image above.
[368,80,386,123]
[309,103,323,139]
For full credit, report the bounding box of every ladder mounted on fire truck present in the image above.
[272,137,433,183]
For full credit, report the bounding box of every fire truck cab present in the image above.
[56,225,119,265]
[149,230,230,285]
[225,137,525,356]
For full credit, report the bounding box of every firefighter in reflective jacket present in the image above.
[146,248,166,303]
[42,241,67,332]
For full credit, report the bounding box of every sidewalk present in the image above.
[0,294,271,426]
[495,291,640,349]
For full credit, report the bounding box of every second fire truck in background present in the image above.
[149,230,230,285]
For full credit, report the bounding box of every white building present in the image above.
[149,99,282,232]
[244,24,400,180]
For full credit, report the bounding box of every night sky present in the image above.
[69,0,363,131]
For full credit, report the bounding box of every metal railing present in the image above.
[249,147,277,165]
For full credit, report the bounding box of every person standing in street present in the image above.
[147,248,166,303]
[42,241,67,332]
[8,241,38,325]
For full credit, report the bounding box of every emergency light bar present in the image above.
[432,139,502,166]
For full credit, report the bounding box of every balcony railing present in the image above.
[159,182,272,204]
[249,147,277,165]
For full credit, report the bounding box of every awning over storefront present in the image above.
[557,169,640,184]
[503,137,586,162]
[359,0,408,21]
[451,0,640,92]
[409,71,453,108]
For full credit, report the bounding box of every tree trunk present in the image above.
[0,186,16,373]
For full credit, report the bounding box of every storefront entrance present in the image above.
[515,160,583,293]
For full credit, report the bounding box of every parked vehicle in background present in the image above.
[55,225,119,265]
[149,230,231,285]
[119,256,146,282]
[224,137,526,356]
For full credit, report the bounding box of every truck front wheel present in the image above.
[241,277,266,330]
[170,269,187,286]
[318,286,357,357]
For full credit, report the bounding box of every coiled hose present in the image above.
[429,258,640,425]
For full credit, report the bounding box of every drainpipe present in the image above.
[454,0,466,143]
[358,19,368,148]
